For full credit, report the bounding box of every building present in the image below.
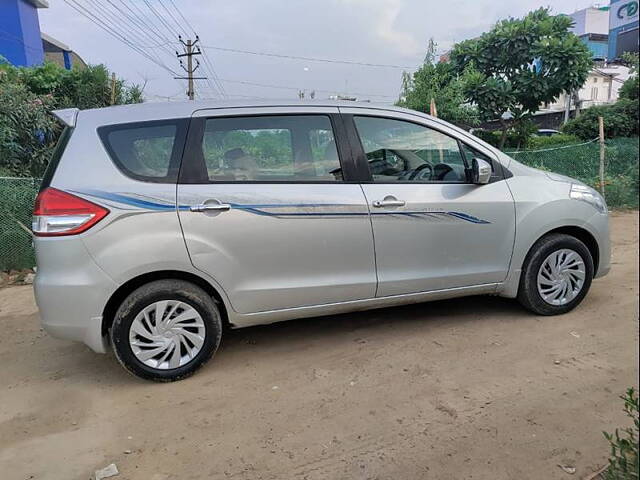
[0,0,48,66]
[543,64,630,113]
[569,5,611,60]
[0,0,84,69]
[42,32,86,70]
[608,0,639,60]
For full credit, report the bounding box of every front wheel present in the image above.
[518,233,594,315]
[111,279,222,381]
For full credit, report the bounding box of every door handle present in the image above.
[372,198,406,208]
[190,203,232,213]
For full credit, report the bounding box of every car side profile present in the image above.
[33,100,610,381]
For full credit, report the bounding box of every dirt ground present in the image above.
[0,212,638,480]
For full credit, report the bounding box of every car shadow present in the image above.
[217,295,527,356]
[25,295,527,385]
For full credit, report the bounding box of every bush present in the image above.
[563,99,640,140]
[527,133,582,149]
[0,82,60,177]
[602,388,639,480]
[472,123,572,150]
[0,61,143,177]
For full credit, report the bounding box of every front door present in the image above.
[177,109,376,314]
[345,111,516,297]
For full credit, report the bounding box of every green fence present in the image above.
[0,177,40,271]
[0,137,638,271]
[507,137,639,209]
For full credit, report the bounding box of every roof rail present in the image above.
[51,108,79,128]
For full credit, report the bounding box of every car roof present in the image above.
[75,99,410,126]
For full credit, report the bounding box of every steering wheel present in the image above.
[408,163,433,181]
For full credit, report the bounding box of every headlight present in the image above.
[570,184,607,214]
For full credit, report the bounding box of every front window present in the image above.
[353,116,469,183]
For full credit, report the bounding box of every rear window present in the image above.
[41,126,73,190]
[98,119,188,182]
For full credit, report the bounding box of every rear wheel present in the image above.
[518,233,594,315]
[111,279,222,381]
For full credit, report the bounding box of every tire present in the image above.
[517,233,594,316]
[110,279,222,382]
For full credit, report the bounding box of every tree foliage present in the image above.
[397,39,479,128]
[450,8,592,147]
[0,60,143,176]
[619,52,639,101]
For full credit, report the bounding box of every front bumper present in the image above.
[591,212,611,279]
[34,236,117,353]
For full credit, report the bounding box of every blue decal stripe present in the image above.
[76,190,177,210]
[75,190,490,224]
[446,211,491,224]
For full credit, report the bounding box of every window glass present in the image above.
[202,115,342,181]
[353,116,468,182]
[101,122,180,180]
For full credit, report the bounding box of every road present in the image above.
[0,212,637,480]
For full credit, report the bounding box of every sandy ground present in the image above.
[0,212,638,480]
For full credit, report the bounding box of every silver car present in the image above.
[33,101,610,381]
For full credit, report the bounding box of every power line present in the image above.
[214,77,396,98]
[199,45,416,69]
[107,0,174,48]
[64,0,180,76]
[139,2,225,98]
[141,0,180,39]
[157,0,189,38]
[168,0,197,37]
[97,0,173,52]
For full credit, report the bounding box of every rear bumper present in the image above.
[34,236,117,353]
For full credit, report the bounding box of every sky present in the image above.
[38,0,596,103]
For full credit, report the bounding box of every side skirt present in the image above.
[228,283,500,328]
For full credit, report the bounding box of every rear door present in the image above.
[177,107,376,314]
[342,108,516,296]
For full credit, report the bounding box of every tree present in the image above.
[450,8,592,148]
[397,39,479,128]
[619,52,639,101]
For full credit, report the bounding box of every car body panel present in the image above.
[177,183,377,313]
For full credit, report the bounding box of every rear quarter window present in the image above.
[98,119,188,183]
[41,126,73,190]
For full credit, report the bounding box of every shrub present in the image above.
[563,100,639,140]
[602,388,639,480]
[0,61,143,177]
[527,133,582,149]
[0,82,60,177]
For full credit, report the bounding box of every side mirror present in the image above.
[472,158,492,185]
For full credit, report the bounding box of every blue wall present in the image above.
[609,0,640,59]
[0,0,44,66]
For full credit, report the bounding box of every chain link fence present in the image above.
[0,177,41,271]
[0,137,638,271]
[507,137,639,208]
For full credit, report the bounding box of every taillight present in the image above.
[32,188,109,237]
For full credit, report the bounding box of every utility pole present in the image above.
[175,36,207,100]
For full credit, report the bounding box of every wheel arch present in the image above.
[102,270,231,337]
[540,225,599,275]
